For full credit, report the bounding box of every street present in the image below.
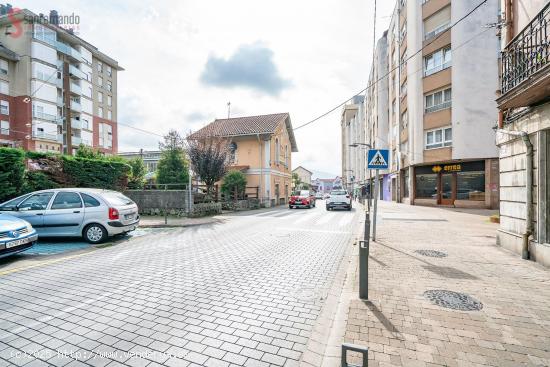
[0,202,360,367]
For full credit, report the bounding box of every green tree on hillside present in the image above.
[157,130,189,186]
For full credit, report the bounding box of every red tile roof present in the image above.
[189,113,298,152]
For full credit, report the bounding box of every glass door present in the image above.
[440,173,455,205]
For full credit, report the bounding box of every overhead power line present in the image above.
[292,0,489,131]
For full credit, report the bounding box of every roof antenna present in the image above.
[227,101,231,118]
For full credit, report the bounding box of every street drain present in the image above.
[415,250,447,258]
[423,290,483,311]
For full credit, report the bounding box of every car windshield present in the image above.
[0,194,30,211]
[330,190,347,195]
[102,192,134,206]
[299,190,310,196]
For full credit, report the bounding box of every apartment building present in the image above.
[340,95,366,194]
[495,0,550,266]
[0,8,122,155]
[362,0,501,208]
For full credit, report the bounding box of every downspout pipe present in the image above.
[498,129,533,260]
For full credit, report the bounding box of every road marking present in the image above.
[276,227,350,234]
[0,251,93,277]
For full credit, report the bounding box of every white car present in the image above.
[315,192,323,199]
[0,189,139,244]
[326,189,352,211]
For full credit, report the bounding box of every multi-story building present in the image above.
[312,176,343,194]
[189,113,298,207]
[340,95,365,194]
[0,8,122,155]
[361,0,501,208]
[495,0,550,266]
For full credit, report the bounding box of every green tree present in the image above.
[292,172,302,190]
[127,157,146,189]
[187,137,229,199]
[0,148,25,202]
[221,170,247,200]
[157,130,189,187]
[75,144,103,159]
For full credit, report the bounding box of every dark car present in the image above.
[289,190,316,209]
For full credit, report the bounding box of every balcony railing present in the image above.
[501,2,550,95]
[424,61,451,76]
[425,100,452,114]
[424,22,450,41]
[69,64,87,80]
[33,131,59,142]
[33,111,61,123]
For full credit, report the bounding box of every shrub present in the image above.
[127,157,146,189]
[0,147,25,202]
[62,156,131,190]
[221,170,247,199]
[23,171,60,193]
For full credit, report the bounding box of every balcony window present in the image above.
[98,107,103,118]
[0,100,9,115]
[107,95,112,106]
[0,80,8,95]
[106,65,112,77]
[107,110,112,120]
[424,46,451,76]
[97,61,103,73]
[425,88,452,113]
[425,127,452,149]
[98,91,103,103]
[0,120,8,135]
[98,76,103,87]
[401,110,408,129]
[107,81,112,92]
[0,59,8,75]
[424,6,451,40]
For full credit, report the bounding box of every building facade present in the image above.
[189,113,298,207]
[312,176,343,194]
[292,166,313,188]
[495,0,550,266]
[0,8,122,155]
[359,0,501,208]
[341,95,366,194]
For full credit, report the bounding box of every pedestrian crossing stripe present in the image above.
[368,150,388,167]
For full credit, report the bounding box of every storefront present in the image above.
[412,159,499,208]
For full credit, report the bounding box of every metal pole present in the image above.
[188,170,192,216]
[373,169,379,241]
[359,211,370,300]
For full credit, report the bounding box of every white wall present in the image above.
[79,46,93,66]
[451,0,499,160]
[31,41,57,65]
[81,130,93,146]
[81,96,93,115]
[32,61,57,82]
[31,81,57,103]
[32,100,57,116]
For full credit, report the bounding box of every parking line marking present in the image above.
[0,251,93,277]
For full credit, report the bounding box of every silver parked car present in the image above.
[0,189,139,244]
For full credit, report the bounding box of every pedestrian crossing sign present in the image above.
[367,149,389,169]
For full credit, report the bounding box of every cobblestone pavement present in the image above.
[0,202,360,367]
[342,201,550,367]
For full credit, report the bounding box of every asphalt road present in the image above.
[0,202,360,367]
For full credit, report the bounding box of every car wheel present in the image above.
[289,205,292,209]
[84,223,107,244]
[347,206,352,211]
[326,206,330,211]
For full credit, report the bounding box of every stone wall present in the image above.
[124,190,192,216]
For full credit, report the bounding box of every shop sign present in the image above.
[432,164,462,173]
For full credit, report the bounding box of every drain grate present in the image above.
[415,249,447,258]
[423,290,483,311]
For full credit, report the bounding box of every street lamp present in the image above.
[349,142,372,209]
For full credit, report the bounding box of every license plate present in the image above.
[6,236,33,249]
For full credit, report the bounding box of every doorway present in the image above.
[439,172,456,205]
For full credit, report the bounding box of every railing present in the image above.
[56,41,83,62]
[32,131,58,142]
[70,82,81,95]
[57,97,64,106]
[143,183,190,190]
[69,64,87,80]
[425,100,451,113]
[424,61,451,76]
[501,2,550,94]
[33,111,60,123]
[71,118,82,129]
[70,100,82,112]
[71,136,82,145]
[424,22,450,40]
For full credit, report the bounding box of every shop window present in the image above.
[457,171,485,201]
[416,173,437,198]
[403,170,409,198]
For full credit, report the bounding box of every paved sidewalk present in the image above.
[339,201,550,367]
[138,214,224,227]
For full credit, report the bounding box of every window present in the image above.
[82,118,90,130]
[425,88,452,113]
[98,107,103,118]
[97,61,103,73]
[0,80,8,95]
[107,95,112,106]
[457,171,485,201]
[107,110,112,120]
[51,192,82,210]
[98,76,103,86]
[425,127,452,149]
[401,111,408,130]
[98,91,103,103]
[424,6,451,40]
[275,138,280,164]
[0,100,9,115]
[18,192,54,211]
[424,46,451,76]
[107,81,112,92]
[0,59,8,75]
[106,65,112,77]
[1,120,9,135]
[81,193,101,207]
[415,174,437,198]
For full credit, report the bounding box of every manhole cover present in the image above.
[423,290,483,311]
[415,250,447,258]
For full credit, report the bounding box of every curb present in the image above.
[138,221,220,228]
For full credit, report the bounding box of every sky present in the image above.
[19,0,394,177]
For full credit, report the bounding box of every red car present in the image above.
[289,190,316,209]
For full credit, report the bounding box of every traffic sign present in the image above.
[367,149,389,169]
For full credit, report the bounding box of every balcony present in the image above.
[32,131,58,142]
[56,96,64,106]
[425,100,451,114]
[424,61,451,77]
[33,111,61,123]
[70,82,81,95]
[56,42,83,63]
[498,2,550,109]
[71,118,82,129]
[71,136,82,146]
[70,100,82,112]
[424,22,450,41]
[69,64,86,80]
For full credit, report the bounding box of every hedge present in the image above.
[0,148,25,202]
[0,147,132,202]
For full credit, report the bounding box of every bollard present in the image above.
[359,211,370,300]
[341,343,368,367]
